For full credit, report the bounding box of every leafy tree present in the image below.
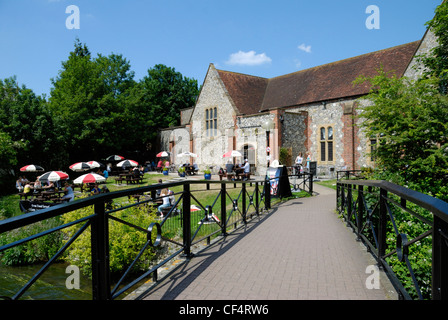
[49,39,136,162]
[355,1,448,200]
[139,64,199,128]
[419,0,448,93]
[0,77,60,169]
[355,70,448,199]
[121,64,199,158]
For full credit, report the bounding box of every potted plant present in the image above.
[178,166,186,177]
[162,167,169,176]
[204,167,211,180]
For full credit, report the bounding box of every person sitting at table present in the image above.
[155,179,163,198]
[158,188,170,218]
[225,160,234,174]
[62,182,74,202]
[33,179,42,193]
[157,160,163,172]
[43,181,55,191]
[23,182,32,196]
[16,178,24,192]
[102,168,109,180]
[242,159,251,180]
[234,162,243,174]
[91,184,101,195]
[192,163,199,174]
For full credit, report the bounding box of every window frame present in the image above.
[318,125,335,165]
[205,107,218,137]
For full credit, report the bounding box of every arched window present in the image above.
[205,107,218,137]
[319,126,334,163]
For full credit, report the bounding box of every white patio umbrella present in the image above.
[20,164,44,172]
[69,162,92,172]
[116,159,139,168]
[156,151,169,157]
[177,151,198,158]
[38,171,69,182]
[73,173,106,184]
[223,150,242,158]
[86,161,103,169]
[105,155,124,161]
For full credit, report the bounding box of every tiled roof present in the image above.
[216,41,421,114]
[216,70,268,115]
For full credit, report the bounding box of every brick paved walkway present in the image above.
[129,183,397,300]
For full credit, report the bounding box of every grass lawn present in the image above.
[1,173,315,221]
[315,179,337,190]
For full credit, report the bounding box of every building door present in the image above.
[243,144,256,173]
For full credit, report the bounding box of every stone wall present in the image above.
[180,107,194,126]
[236,113,275,174]
[404,30,437,80]
[287,98,363,178]
[281,111,307,164]
[190,64,238,171]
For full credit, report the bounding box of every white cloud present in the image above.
[298,43,312,53]
[226,50,272,66]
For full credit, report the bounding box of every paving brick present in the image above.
[131,184,397,301]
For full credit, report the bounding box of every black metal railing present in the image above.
[337,180,448,300]
[285,166,314,195]
[0,177,291,300]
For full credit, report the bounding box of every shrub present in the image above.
[0,217,63,265]
[61,204,159,277]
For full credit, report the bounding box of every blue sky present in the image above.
[0,0,442,97]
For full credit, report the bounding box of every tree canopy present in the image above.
[355,0,448,199]
[0,38,199,192]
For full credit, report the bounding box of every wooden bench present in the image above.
[115,177,125,184]
[18,192,32,200]
[218,172,227,180]
[125,177,144,185]
[160,205,180,216]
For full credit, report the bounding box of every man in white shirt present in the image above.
[242,159,250,180]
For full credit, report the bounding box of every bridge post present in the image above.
[432,215,448,299]
[264,177,271,210]
[255,182,259,216]
[347,184,352,226]
[221,182,227,236]
[91,201,111,300]
[242,182,247,224]
[378,187,388,267]
[182,183,193,258]
[357,186,364,241]
[309,173,313,194]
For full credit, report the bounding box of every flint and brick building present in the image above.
[159,28,437,177]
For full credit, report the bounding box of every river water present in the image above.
[0,262,92,300]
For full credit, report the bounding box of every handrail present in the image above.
[0,176,295,300]
[338,180,448,224]
[337,179,448,300]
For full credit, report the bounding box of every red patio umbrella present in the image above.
[156,151,169,157]
[38,171,69,182]
[86,161,103,168]
[69,162,92,172]
[105,155,124,161]
[73,173,106,184]
[223,150,242,158]
[117,159,139,168]
[20,164,44,172]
